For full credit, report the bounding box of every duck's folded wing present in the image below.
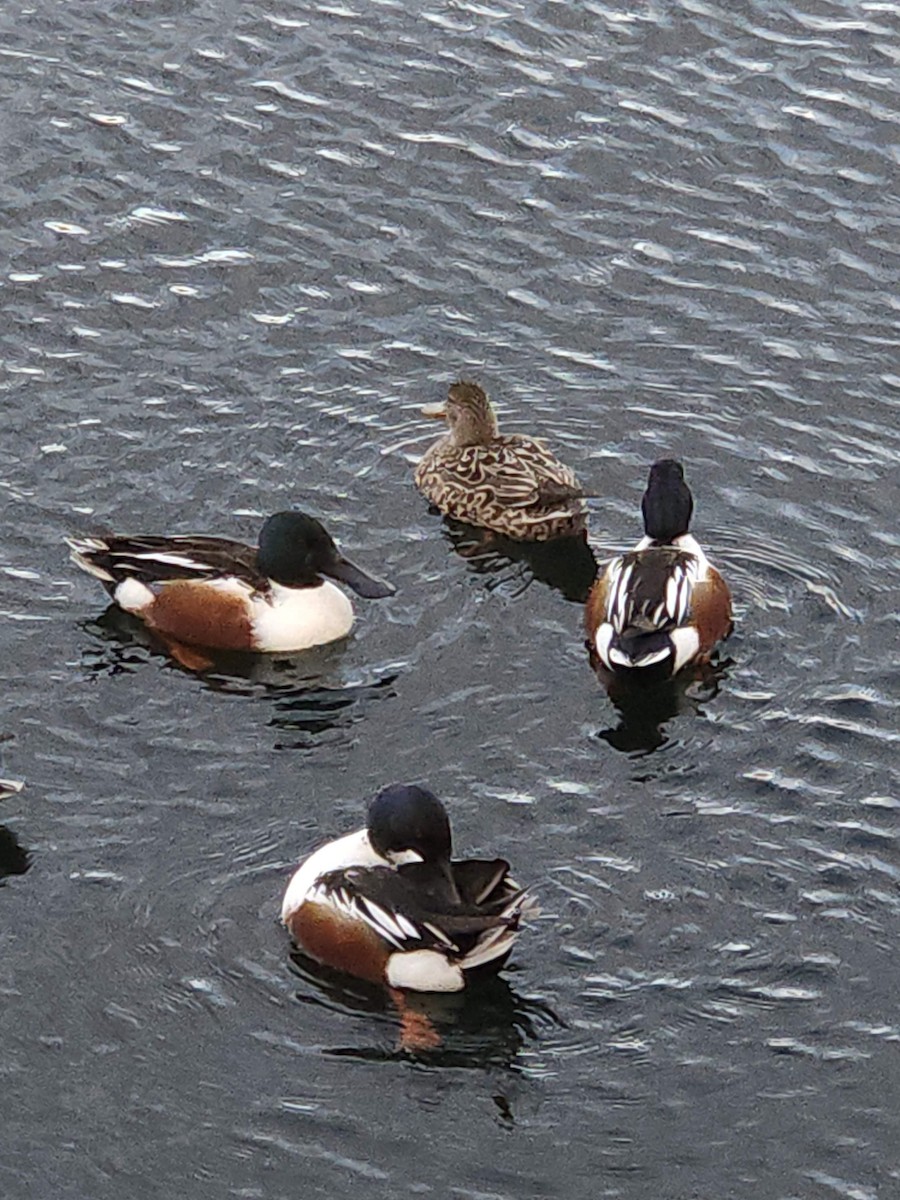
[440,443,584,513]
[606,548,697,635]
[532,477,586,511]
[507,437,586,510]
[67,533,266,589]
[312,867,455,952]
[399,861,538,942]
[315,864,532,957]
[451,857,513,905]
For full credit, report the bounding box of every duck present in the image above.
[414,381,587,542]
[281,783,536,993]
[585,459,732,675]
[67,510,395,655]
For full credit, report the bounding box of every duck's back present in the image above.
[415,433,586,541]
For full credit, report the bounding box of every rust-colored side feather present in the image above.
[584,572,609,640]
[287,901,391,985]
[145,583,255,651]
[690,567,733,655]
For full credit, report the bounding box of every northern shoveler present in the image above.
[281,783,535,993]
[585,459,732,675]
[67,510,395,655]
[414,381,587,541]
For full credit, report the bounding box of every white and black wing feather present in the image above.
[312,863,534,961]
[67,533,267,591]
[312,869,458,953]
[605,548,699,634]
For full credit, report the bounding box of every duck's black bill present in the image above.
[326,555,396,599]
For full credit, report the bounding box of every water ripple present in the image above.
[0,0,897,1196]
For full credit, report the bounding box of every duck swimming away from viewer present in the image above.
[68,510,394,656]
[585,459,732,675]
[415,381,587,542]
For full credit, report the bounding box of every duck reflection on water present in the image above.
[287,949,560,1069]
[79,607,399,748]
[0,825,30,883]
[593,657,733,755]
[440,516,598,604]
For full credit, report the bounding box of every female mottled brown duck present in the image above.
[585,459,732,676]
[414,381,587,542]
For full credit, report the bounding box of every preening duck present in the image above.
[281,783,535,993]
[67,510,394,654]
[585,459,732,675]
[414,381,587,542]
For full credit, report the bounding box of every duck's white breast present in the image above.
[251,580,354,651]
[281,827,382,921]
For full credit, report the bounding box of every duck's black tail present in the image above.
[607,626,673,671]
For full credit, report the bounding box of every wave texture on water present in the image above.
[1,0,898,1197]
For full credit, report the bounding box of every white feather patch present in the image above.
[281,828,379,922]
[594,623,614,666]
[114,577,156,613]
[665,574,681,621]
[605,560,632,631]
[670,626,701,673]
[386,949,464,992]
[251,580,353,651]
[422,921,457,949]
[673,534,710,579]
[385,848,425,867]
[458,924,517,972]
[395,912,423,940]
[67,537,108,553]
[122,551,210,569]
[358,898,412,948]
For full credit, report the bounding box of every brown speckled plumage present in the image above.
[414,382,587,542]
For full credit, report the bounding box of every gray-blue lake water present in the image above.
[1,1,898,1197]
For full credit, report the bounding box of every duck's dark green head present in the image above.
[367,783,453,865]
[641,459,693,543]
[257,511,395,598]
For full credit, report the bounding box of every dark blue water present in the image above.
[2,2,898,1198]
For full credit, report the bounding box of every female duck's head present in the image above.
[423,381,500,448]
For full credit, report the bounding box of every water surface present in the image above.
[1,2,898,1198]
